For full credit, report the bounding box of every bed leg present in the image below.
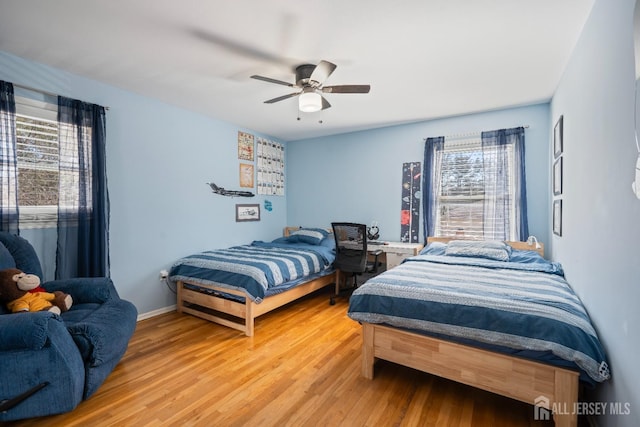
[362,323,375,379]
[553,369,579,427]
[245,300,255,337]
[176,281,184,314]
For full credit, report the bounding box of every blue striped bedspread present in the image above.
[169,241,335,303]
[347,253,610,384]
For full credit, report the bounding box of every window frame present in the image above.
[433,138,518,240]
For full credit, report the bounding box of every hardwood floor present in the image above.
[8,289,558,427]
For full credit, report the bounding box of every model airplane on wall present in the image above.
[207,182,254,197]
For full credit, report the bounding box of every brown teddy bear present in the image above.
[0,268,72,315]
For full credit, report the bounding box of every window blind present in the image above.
[14,95,60,227]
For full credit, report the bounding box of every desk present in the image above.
[368,241,424,270]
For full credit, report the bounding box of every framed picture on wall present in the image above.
[237,131,254,161]
[239,163,254,188]
[553,156,563,196]
[553,199,563,236]
[554,115,564,158]
[236,204,260,222]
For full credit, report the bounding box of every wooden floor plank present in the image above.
[6,290,557,426]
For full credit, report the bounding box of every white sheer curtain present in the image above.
[481,127,528,240]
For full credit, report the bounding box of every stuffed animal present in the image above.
[0,268,72,315]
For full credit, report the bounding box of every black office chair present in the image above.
[330,222,382,305]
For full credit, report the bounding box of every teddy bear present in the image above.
[0,268,72,315]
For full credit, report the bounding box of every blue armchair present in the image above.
[0,232,137,422]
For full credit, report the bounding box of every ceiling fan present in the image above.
[250,60,370,113]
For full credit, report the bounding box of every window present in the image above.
[2,82,109,278]
[433,138,516,240]
[15,95,59,227]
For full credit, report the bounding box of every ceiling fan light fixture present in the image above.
[299,90,322,113]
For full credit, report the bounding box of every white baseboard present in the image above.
[137,305,176,321]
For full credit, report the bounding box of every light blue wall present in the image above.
[0,51,287,316]
[550,0,639,425]
[287,104,550,243]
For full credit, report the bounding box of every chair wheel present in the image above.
[329,297,336,305]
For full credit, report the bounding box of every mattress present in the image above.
[169,240,335,303]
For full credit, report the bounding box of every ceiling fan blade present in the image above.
[322,85,371,94]
[191,29,289,65]
[309,60,337,86]
[321,96,331,110]
[251,75,295,87]
[264,92,300,104]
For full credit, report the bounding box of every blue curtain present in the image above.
[422,136,444,242]
[0,81,19,234]
[56,96,109,279]
[481,127,528,240]
[422,127,528,242]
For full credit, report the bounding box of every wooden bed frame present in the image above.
[176,227,338,336]
[359,237,579,427]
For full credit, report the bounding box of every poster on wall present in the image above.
[238,131,255,161]
[239,163,254,188]
[256,137,285,196]
[400,162,421,243]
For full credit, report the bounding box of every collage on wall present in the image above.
[234,131,284,221]
[553,116,563,236]
[400,162,421,243]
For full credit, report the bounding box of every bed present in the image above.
[347,238,610,427]
[170,227,337,336]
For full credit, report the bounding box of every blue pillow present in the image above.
[288,228,329,245]
[445,240,512,262]
[420,241,447,256]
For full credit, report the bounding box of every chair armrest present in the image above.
[42,277,114,304]
[66,298,137,367]
[0,312,61,351]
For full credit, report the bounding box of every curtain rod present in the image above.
[13,82,110,111]
[423,125,529,141]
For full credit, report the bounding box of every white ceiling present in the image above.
[0,0,594,142]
